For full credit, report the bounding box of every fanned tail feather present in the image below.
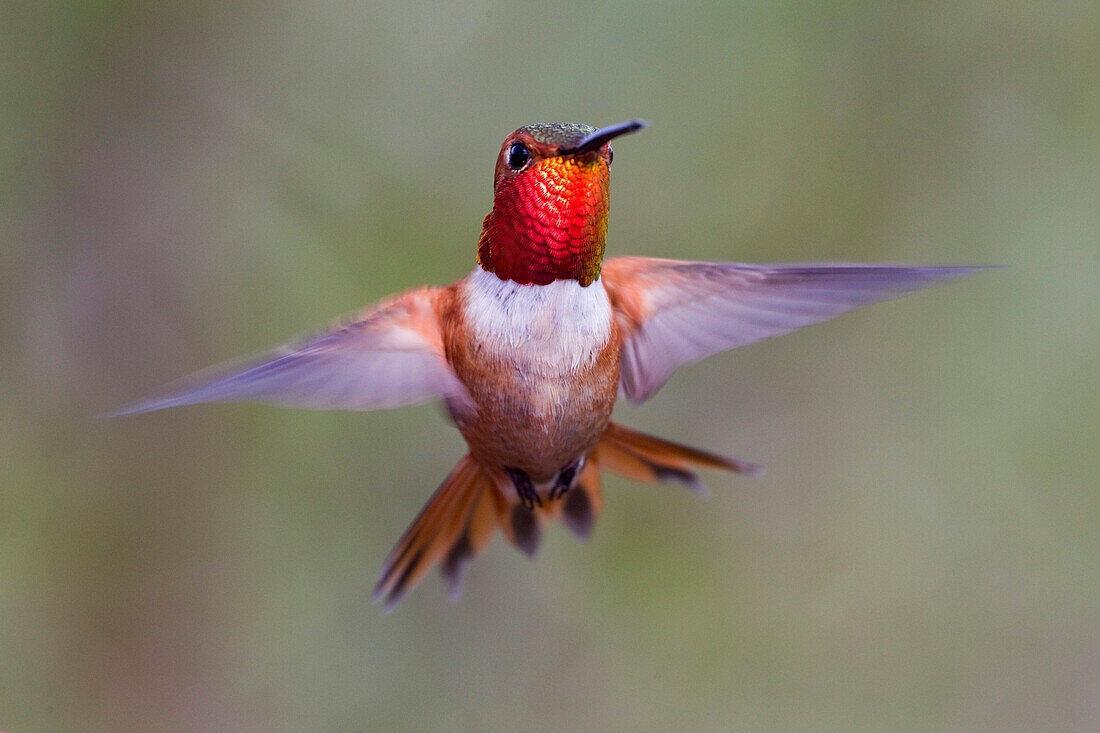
[374,423,757,609]
[441,477,508,599]
[373,456,492,611]
[595,422,762,493]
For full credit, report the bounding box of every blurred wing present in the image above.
[603,256,986,403]
[112,286,471,416]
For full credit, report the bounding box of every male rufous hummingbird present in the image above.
[115,120,983,609]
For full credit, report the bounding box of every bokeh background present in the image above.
[3,2,1097,730]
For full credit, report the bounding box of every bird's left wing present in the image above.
[111,286,472,416]
[602,256,986,404]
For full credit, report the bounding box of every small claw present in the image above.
[506,467,541,509]
[549,461,581,501]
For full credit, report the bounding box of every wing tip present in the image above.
[99,396,187,419]
[909,264,1001,282]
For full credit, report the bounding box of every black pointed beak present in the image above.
[561,119,648,156]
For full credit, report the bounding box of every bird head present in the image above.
[477,119,646,286]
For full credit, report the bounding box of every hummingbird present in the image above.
[114,119,984,609]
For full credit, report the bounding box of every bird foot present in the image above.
[548,460,582,501]
[506,467,541,509]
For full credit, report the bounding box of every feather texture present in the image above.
[604,257,987,402]
[110,287,471,416]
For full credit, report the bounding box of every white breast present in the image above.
[461,267,613,375]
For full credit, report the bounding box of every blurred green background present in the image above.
[3,1,1097,730]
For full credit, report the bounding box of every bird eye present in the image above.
[506,141,530,170]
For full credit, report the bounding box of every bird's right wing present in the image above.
[111,286,472,416]
[603,256,986,404]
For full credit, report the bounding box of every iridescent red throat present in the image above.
[477,157,610,287]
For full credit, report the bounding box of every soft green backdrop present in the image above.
[2,2,1097,731]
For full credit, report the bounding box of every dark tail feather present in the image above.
[441,478,509,601]
[373,455,493,611]
[595,422,762,493]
